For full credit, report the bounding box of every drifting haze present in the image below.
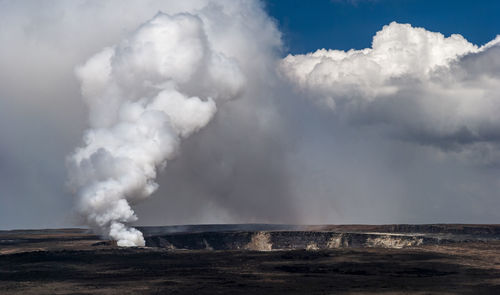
[0,1,499,236]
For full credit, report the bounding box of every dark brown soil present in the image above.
[1,228,499,294]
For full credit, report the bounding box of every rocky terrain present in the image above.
[143,224,500,250]
[1,224,500,294]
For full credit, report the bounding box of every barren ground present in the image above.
[1,227,499,294]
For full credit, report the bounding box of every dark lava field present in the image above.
[1,224,500,294]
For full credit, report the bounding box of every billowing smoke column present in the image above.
[67,12,244,246]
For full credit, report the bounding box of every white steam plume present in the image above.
[67,12,244,246]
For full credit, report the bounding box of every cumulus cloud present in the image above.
[280,22,500,155]
[277,23,500,224]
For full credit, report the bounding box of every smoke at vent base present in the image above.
[67,12,244,246]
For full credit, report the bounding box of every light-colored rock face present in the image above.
[306,242,319,251]
[147,228,489,250]
[245,232,272,251]
[365,236,423,249]
[327,234,349,248]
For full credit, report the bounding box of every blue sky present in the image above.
[266,0,500,54]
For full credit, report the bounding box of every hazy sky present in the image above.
[0,0,499,232]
